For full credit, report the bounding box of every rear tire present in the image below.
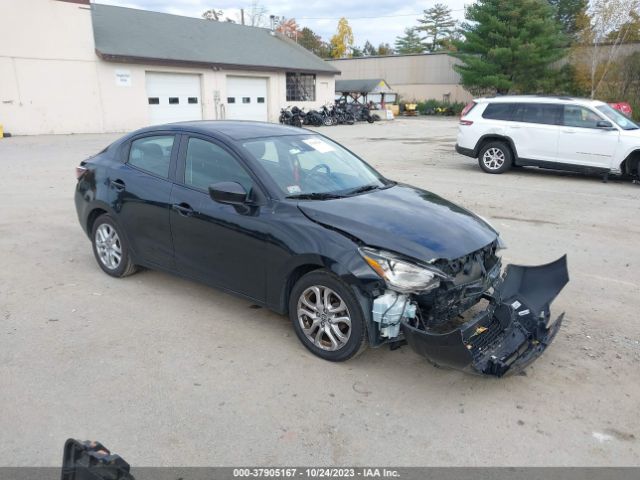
[91,214,137,278]
[478,141,513,174]
[289,270,367,362]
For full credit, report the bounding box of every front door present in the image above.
[169,135,268,301]
[557,105,620,168]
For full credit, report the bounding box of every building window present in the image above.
[257,97,265,104]
[188,97,198,104]
[148,97,160,105]
[227,97,236,104]
[243,97,251,104]
[169,97,179,104]
[286,73,315,102]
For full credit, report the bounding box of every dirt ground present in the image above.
[1,117,639,466]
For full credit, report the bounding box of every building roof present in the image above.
[91,4,339,74]
[335,79,394,94]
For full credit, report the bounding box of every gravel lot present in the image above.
[1,117,639,466]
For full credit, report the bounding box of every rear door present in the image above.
[507,103,562,162]
[557,105,620,168]
[112,133,177,269]
[169,134,268,301]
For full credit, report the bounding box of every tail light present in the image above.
[459,119,474,126]
[460,101,477,118]
[76,165,87,179]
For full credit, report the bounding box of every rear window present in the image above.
[128,136,174,178]
[482,103,514,121]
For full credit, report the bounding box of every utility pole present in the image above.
[240,8,245,25]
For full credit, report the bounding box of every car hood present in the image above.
[297,184,498,262]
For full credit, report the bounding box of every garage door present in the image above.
[226,76,268,122]
[146,72,202,125]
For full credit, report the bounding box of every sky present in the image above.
[95,0,471,47]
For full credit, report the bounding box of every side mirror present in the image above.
[597,120,614,129]
[209,181,248,205]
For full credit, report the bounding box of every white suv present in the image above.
[455,96,640,179]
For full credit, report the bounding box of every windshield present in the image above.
[596,104,639,130]
[241,134,390,198]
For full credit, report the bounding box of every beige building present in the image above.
[0,0,338,135]
[327,54,472,104]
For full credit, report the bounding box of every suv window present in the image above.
[563,105,603,128]
[184,138,253,192]
[482,103,514,121]
[128,136,174,178]
[513,103,562,125]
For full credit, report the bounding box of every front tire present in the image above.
[478,141,513,174]
[91,214,137,278]
[289,270,367,362]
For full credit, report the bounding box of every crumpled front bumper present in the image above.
[401,255,569,377]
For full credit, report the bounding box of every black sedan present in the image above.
[75,121,569,377]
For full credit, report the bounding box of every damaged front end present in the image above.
[364,244,569,377]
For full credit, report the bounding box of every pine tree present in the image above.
[453,0,567,94]
[416,4,457,52]
[395,28,426,54]
[362,41,377,56]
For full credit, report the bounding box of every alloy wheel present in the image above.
[482,147,505,170]
[297,286,352,351]
[95,223,122,270]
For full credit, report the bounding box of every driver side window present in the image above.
[563,106,602,129]
[184,138,253,192]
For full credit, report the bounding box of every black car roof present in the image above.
[133,121,315,141]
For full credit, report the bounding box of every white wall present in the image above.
[0,0,103,135]
[0,0,336,135]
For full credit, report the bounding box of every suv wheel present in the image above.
[289,270,367,362]
[478,141,513,174]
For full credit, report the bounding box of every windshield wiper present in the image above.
[286,192,345,200]
[345,184,381,196]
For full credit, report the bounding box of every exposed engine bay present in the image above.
[370,243,569,377]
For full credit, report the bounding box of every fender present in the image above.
[473,134,520,162]
[618,147,640,175]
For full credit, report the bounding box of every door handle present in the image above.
[172,203,194,217]
[110,179,126,191]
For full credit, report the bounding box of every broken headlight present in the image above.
[359,247,446,293]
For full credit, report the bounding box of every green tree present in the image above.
[453,0,567,94]
[416,3,457,52]
[362,40,377,56]
[395,28,426,54]
[298,27,332,58]
[377,43,394,56]
[330,17,354,58]
[351,46,364,57]
[548,0,589,41]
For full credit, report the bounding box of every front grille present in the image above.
[434,241,499,278]
[468,317,505,361]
